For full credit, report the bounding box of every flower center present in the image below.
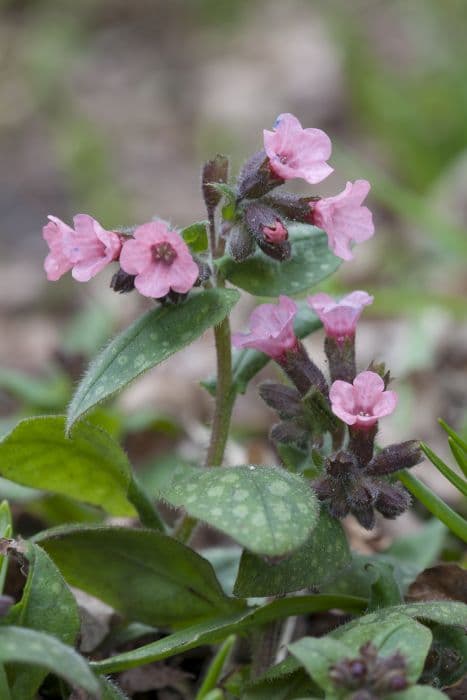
[358,410,372,417]
[152,242,177,265]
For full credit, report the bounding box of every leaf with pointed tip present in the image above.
[0,416,135,516]
[36,525,240,627]
[156,464,319,557]
[181,221,208,253]
[234,511,350,597]
[0,627,100,697]
[67,288,240,430]
[90,594,366,674]
[5,540,80,699]
[220,223,340,297]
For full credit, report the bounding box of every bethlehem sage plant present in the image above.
[0,114,465,699]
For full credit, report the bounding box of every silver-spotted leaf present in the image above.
[67,288,239,429]
[157,464,319,557]
[233,511,350,596]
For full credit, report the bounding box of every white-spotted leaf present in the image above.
[67,288,239,430]
[157,465,319,556]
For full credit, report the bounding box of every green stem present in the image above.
[195,634,236,700]
[398,470,467,543]
[128,476,165,531]
[0,666,11,700]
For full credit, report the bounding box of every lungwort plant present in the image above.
[0,113,465,699]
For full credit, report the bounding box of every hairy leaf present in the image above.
[36,525,239,627]
[67,288,239,429]
[156,464,319,556]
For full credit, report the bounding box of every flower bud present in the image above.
[365,441,423,476]
[258,382,303,420]
[264,192,318,222]
[110,268,136,294]
[237,150,283,201]
[226,224,256,262]
[374,481,411,519]
[244,202,291,261]
[270,421,308,447]
[202,154,229,212]
[193,257,212,286]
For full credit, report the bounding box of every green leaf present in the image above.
[332,602,467,636]
[366,561,403,610]
[421,442,467,497]
[423,624,467,687]
[220,223,340,297]
[289,637,352,693]
[67,288,240,430]
[0,627,100,697]
[100,677,129,699]
[181,221,209,252]
[384,519,447,571]
[91,594,366,674]
[202,303,321,397]
[386,686,448,700]
[157,464,320,556]
[398,471,467,543]
[5,541,80,699]
[0,502,12,592]
[0,416,135,517]
[333,613,432,683]
[36,525,240,627]
[233,511,350,597]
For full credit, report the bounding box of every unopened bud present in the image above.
[258,382,303,420]
[264,192,318,222]
[244,202,291,261]
[365,440,422,476]
[375,482,411,519]
[226,224,255,262]
[237,150,283,200]
[270,421,308,447]
[193,257,212,286]
[110,268,135,294]
[202,154,229,212]
[279,341,329,397]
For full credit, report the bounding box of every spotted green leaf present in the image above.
[36,525,241,627]
[0,416,135,516]
[67,288,240,430]
[233,511,350,596]
[5,541,80,699]
[220,223,340,297]
[156,464,319,557]
[0,627,100,698]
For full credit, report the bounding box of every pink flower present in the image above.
[43,216,74,281]
[311,180,374,261]
[330,371,397,428]
[232,295,298,360]
[263,113,333,185]
[119,220,199,299]
[43,214,122,282]
[308,291,373,342]
[262,220,288,244]
[65,214,122,282]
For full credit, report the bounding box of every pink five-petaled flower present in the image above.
[330,371,397,428]
[119,220,199,299]
[311,179,374,261]
[308,291,373,343]
[43,214,122,282]
[232,295,298,361]
[263,113,333,185]
[262,219,288,244]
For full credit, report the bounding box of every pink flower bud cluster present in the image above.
[43,217,199,300]
[263,113,374,261]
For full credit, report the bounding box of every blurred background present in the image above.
[0,0,466,537]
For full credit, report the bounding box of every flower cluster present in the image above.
[43,217,200,300]
[230,112,374,262]
[329,642,409,699]
[233,290,422,528]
